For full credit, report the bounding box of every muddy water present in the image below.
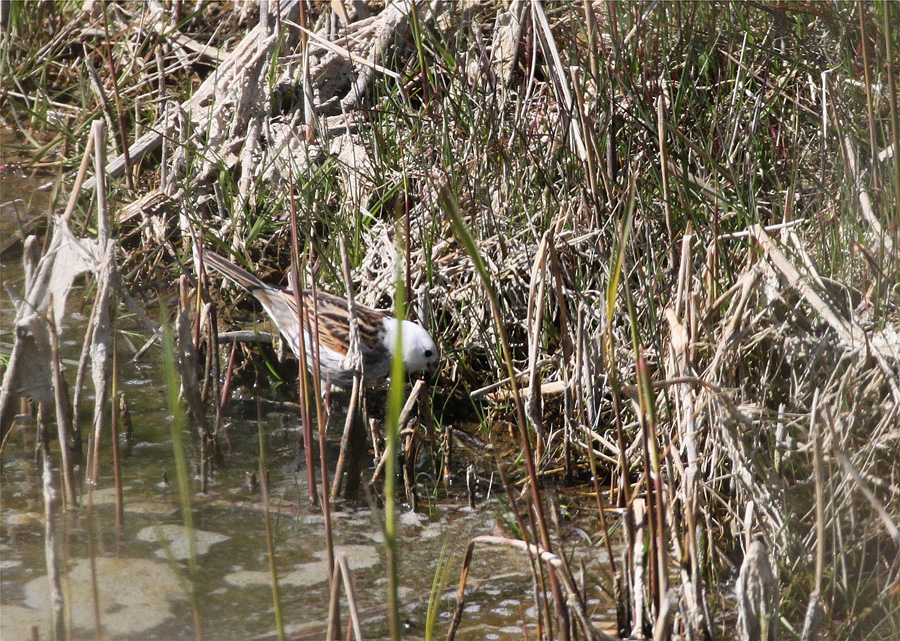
[1,157,618,641]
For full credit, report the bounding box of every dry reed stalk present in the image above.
[664,233,711,639]
[882,1,900,228]
[799,389,825,641]
[327,554,364,641]
[402,412,419,510]
[72,284,100,446]
[629,498,648,637]
[283,169,319,507]
[37,404,66,641]
[332,378,366,500]
[569,65,603,227]
[331,235,366,500]
[177,275,213,491]
[218,338,239,417]
[531,0,586,161]
[841,134,894,255]
[547,238,576,482]
[442,424,453,491]
[84,46,119,157]
[47,299,77,509]
[525,229,551,460]
[317,384,339,635]
[110,329,124,527]
[445,535,615,641]
[201,290,224,436]
[657,95,674,271]
[86,119,113,485]
[98,0,134,191]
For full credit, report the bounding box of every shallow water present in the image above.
[2,394,617,640]
[0,152,618,640]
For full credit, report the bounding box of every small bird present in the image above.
[203,250,439,388]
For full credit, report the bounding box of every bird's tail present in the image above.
[203,249,305,360]
[203,250,272,295]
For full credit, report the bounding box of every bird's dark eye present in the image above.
[424,349,433,358]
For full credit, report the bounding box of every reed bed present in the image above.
[2,1,899,640]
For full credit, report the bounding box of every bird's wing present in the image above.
[300,289,388,354]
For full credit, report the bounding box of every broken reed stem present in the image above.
[73,286,99,459]
[206,296,223,436]
[219,338,238,416]
[331,376,361,499]
[338,555,365,640]
[368,380,426,486]
[177,275,210,493]
[87,119,112,486]
[325,550,342,641]
[306,275,338,625]
[442,424,453,491]
[525,230,549,460]
[61,130,95,224]
[192,246,205,354]
[328,554,364,641]
[637,351,666,618]
[403,409,419,510]
[48,298,77,508]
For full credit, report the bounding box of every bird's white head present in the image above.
[383,318,439,375]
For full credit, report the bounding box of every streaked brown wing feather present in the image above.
[278,289,387,355]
